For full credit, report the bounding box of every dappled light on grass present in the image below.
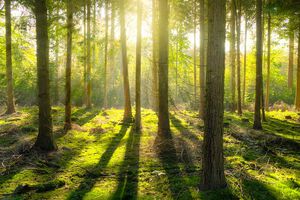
[0,107,299,199]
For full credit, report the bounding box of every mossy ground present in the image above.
[0,107,299,199]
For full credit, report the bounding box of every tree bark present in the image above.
[110,0,116,99]
[54,6,60,105]
[34,0,57,151]
[104,0,109,108]
[243,16,247,106]
[265,5,271,111]
[120,0,133,121]
[86,0,92,108]
[199,0,205,119]
[83,0,88,106]
[253,0,263,130]
[64,0,73,131]
[152,0,159,112]
[236,0,242,115]
[201,0,226,190]
[296,28,300,110]
[5,0,15,114]
[193,0,197,107]
[230,0,236,112]
[288,31,294,89]
[135,0,142,130]
[158,0,170,135]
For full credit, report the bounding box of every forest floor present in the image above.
[0,107,299,200]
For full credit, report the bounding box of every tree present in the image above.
[104,0,109,108]
[253,0,263,130]
[158,0,170,135]
[5,0,16,114]
[33,0,57,151]
[243,16,248,106]
[120,0,132,121]
[199,0,205,119]
[135,0,142,130]
[296,29,300,110]
[236,0,242,115]
[288,30,294,89]
[265,1,271,111]
[86,0,92,108]
[201,0,227,190]
[193,0,197,107]
[83,0,88,106]
[64,0,73,131]
[152,0,159,112]
[230,0,236,112]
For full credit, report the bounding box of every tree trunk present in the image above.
[158,0,170,135]
[34,0,57,151]
[288,31,294,89]
[243,17,247,106]
[83,0,88,106]
[265,5,271,111]
[296,28,300,110]
[5,0,15,114]
[104,0,109,108]
[199,0,205,119]
[253,0,263,130]
[230,0,236,112]
[120,0,132,121]
[110,0,116,100]
[64,0,73,131]
[152,0,159,112]
[236,0,242,115]
[193,0,197,107]
[54,7,60,105]
[86,0,92,108]
[135,0,142,130]
[201,0,226,190]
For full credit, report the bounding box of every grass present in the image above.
[0,107,299,199]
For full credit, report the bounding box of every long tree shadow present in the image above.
[154,130,193,199]
[67,124,130,200]
[72,108,100,126]
[110,128,141,200]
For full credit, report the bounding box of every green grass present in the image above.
[0,107,299,199]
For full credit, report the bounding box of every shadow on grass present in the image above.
[67,124,130,200]
[154,129,193,199]
[72,108,100,126]
[110,128,141,199]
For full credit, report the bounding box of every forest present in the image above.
[0,0,299,199]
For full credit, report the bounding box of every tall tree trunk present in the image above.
[54,7,60,105]
[243,16,247,106]
[83,0,88,106]
[104,0,109,108]
[152,0,159,112]
[86,0,92,108]
[230,0,236,112]
[135,0,142,130]
[253,0,263,130]
[64,0,73,131]
[265,4,271,111]
[5,0,15,114]
[201,0,226,190]
[193,0,197,107]
[158,0,170,135]
[110,0,115,100]
[296,28,300,110]
[120,0,132,121]
[261,1,266,122]
[199,0,205,119]
[236,0,242,115]
[33,0,57,151]
[288,31,294,89]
